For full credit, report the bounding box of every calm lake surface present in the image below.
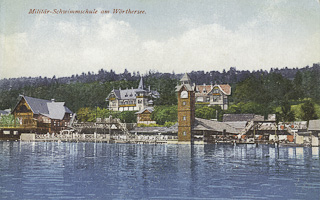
[0,141,319,199]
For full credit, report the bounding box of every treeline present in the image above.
[1,63,319,92]
[0,75,177,112]
[0,63,319,123]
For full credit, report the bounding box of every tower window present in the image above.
[183,116,186,121]
[183,101,186,106]
[183,131,186,136]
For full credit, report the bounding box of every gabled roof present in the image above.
[209,84,231,95]
[175,84,194,92]
[23,96,50,114]
[180,73,191,83]
[219,84,231,95]
[14,96,72,120]
[135,107,154,114]
[195,85,212,95]
[42,102,72,120]
[224,121,247,131]
[193,118,238,134]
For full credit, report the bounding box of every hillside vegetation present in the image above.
[0,63,319,123]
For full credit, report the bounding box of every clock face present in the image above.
[180,91,188,98]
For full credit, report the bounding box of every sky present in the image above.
[0,0,319,79]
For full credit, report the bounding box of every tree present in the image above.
[0,114,19,127]
[195,105,222,121]
[118,111,137,123]
[300,100,318,122]
[293,71,304,100]
[151,105,177,125]
[280,100,295,122]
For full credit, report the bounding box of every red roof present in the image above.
[219,84,231,95]
[195,85,212,94]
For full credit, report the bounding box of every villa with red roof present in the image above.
[195,84,231,110]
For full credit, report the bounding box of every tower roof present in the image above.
[180,73,191,83]
[138,77,144,90]
[176,73,194,92]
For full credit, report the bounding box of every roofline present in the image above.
[12,95,37,115]
[208,84,230,95]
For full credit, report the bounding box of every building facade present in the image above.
[195,84,231,110]
[106,78,159,112]
[176,73,196,142]
[11,95,73,133]
[136,107,156,125]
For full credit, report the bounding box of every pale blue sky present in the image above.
[1,0,319,78]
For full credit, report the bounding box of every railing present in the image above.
[0,124,38,129]
[119,104,136,107]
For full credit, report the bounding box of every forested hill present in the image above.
[1,63,319,92]
[0,63,319,118]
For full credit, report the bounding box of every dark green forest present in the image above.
[0,63,319,124]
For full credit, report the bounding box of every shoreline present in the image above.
[0,137,315,147]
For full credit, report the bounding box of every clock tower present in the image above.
[176,73,195,142]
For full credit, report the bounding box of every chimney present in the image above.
[51,99,55,102]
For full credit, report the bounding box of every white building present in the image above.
[106,78,159,112]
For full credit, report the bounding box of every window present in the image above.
[206,97,210,102]
[183,101,186,106]
[213,96,221,102]
[183,131,186,136]
[183,116,186,121]
[196,97,203,102]
[138,100,142,104]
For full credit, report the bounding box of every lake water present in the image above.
[0,141,319,199]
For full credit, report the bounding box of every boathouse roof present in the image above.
[193,118,238,134]
[308,119,320,131]
[13,96,72,120]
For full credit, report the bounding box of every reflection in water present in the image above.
[296,147,304,158]
[0,141,319,199]
[312,147,319,158]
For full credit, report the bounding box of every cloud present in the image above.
[1,7,320,79]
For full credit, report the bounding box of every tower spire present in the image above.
[138,77,144,90]
[180,73,191,85]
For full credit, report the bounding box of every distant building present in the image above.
[308,119,320,136]
[106,77,160,112]
[223,114,264,122]
[11,95,73,133]
[0,109,10,117]
[195,84,231,110]
[135,107,156,125]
